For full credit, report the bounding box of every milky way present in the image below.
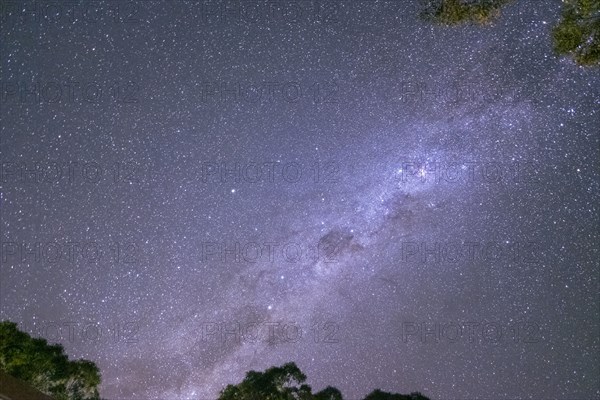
[1,1,599,399]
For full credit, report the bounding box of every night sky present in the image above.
[1,1,599,399]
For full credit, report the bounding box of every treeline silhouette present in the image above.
[1,321,430,400]
[218,361,430,400]
[0,321,101,400]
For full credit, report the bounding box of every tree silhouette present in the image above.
[314,386,344,400]
[552,0,600,66]
[218,362,313,400]
[0,320,101,400]
[422,0,600,66]
[420,0,514,25]
[217,362,430,400]
[363,389,431,400]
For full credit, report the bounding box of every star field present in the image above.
[1,1,599,399]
